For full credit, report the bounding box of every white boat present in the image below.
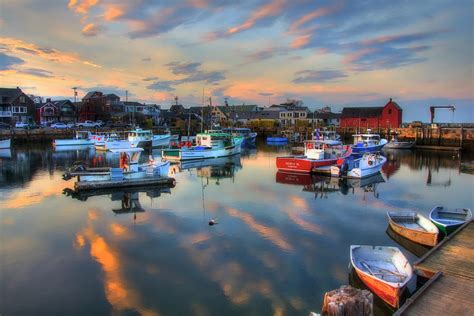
[128,128,153,147]
[332,153,386,178]
[387,211,439,247]
[384,141,415,149]
[95,134,132,151]
[222,128,257,144]
[63,148,170,182]
[162,132,243,161]
[152,133,171,147]
[350,245,413,308]
[0,138,11,149]
[54,131,94,146]
[351,130,388,153]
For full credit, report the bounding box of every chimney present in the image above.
[389,98,392,102]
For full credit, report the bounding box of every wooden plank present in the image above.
[415,220,474,279]
[395,273,474,315]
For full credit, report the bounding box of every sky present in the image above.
[0,0,473,122]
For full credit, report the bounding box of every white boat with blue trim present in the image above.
[331,153,387,178]
[351,131,387,154]
[54,131,94,146]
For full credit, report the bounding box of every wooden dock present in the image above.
[75,176,176,191]
[414,145,462,152]
[395,220,474,315]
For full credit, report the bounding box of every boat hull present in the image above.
[0,139,11,149]
[429,206,472,235]
[384,141,415,149]
[162,145,241,161]
[276,156,342,173]
[347,157,386,178]
[54,139,94,146]
[352,140,387,153]
[152,134,171,147]
[353,266,402,308]
[95,140,132,151]
[388,218,438,247]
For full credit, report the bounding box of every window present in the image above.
[19,96,26,103]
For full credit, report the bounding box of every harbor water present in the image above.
[1,142,473,315]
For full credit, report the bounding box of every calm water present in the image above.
[1,142,473,315]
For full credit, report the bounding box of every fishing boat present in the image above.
[387,211,439,247]
[53,131,94,146]
[351,130,388,154]
[350,245,413,308]
[384,135,415,149]
[63,148,171,188]
[223,127,257,144]
[312,128,342,145]
[0,138,11,149]
[332,153,387,178]
[128,128,153,147]
[95,134,132,151]
[152,133,171,147]
[276,141,352,173]
[429,206,472,235]
[161,132,243,161]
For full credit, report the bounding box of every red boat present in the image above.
[276,141,351,173]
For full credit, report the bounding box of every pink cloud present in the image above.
[82,23,101,36]
[288,3,342,33]
[68,0,99,15]
[290,34,311,49]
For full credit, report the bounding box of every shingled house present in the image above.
[0,87,35,124]
[79,91,120,122]
[340,98,402,128]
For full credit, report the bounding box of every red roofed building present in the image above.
[340,98,402,129]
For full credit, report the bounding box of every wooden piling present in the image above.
[321,285,373,316]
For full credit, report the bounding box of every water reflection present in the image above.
[385,226,431,258]
[0,144,472,315]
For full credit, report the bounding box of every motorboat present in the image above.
[128,128,153,147]
[351,130,387,154]
[384,133,415,149]
[429,206,472,235]
[223,127,257,145]
[152,133,171,147]
[53,131,93,146]
[331,153,387,178]
[95,134,132,151]
[312,129,342,145]
[276,140,351,173]
[387,211,439,247]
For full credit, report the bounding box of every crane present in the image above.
[430,105,455,124]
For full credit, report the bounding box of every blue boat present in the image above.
[267,136,288,143]
[351,132,387,154]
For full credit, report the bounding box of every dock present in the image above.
[395,220,474,315]
[414,145,462,152]
[75,176,176,190]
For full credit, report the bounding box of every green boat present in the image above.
[429,206,472,235]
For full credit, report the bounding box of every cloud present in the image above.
[293,69,348,83]
[0,52,24,70]
[141,57,151,62]
[82,23,101,36]
[259,92,273,96]
[165,62,202,75]
[146,80,176,92]
[68,0,99,15]
[143,76,159,82]
[18,68,54,78]
[15,47,39,55]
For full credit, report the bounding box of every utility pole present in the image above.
[201,88,204,132]
[72,87,77,102]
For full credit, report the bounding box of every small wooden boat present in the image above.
[332,153,387,178]
[429,206,472,235]
[387,211,439,247]
[0,138,11,149]
[350,245,413,308]
[276,141,352,173]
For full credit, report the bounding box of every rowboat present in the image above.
[276,141,352,173]
[350,245,413,308]
[429,206,472,235]
[387,211,439,247]
[332,153,387,178]
[54,131,94,146]
[351,131,388,154]
[0,138,11,149]
[162,132,243,161]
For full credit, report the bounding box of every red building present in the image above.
[340,98,402,129]
[78,91,120,122]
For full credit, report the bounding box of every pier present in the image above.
[394,220,474,315]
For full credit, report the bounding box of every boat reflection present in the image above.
[54,144,94,152]
[0,148,12,159]
[275,171,385,199]
[173,154,242,183]
[386,226,431,258]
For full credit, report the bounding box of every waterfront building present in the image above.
[35,99,77,125]
[0,87,35,124]
[340,98,402,128]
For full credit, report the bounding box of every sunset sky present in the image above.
[1,0,472,122]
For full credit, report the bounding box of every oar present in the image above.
[361,261,405,278]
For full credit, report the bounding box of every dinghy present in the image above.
[387,211,439,247]
[350,245,412,308]
[429,206,472,235]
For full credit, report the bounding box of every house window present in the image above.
[20,96,26,103]
[388,109,392,114]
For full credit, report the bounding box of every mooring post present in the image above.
[321,285,373,316]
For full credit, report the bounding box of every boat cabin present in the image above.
[304,141,343,160]
[352,133,381,146]
[110,148,144,172]
[313,129,340,141]
[196,132,233,148]
[75,131,92,140]
[128,129,152,142]
[223,127,252,137]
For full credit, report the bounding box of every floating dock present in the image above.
[394,220,474,315]
[74,176,176,191]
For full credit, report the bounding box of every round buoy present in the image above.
[208,219,218,226]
